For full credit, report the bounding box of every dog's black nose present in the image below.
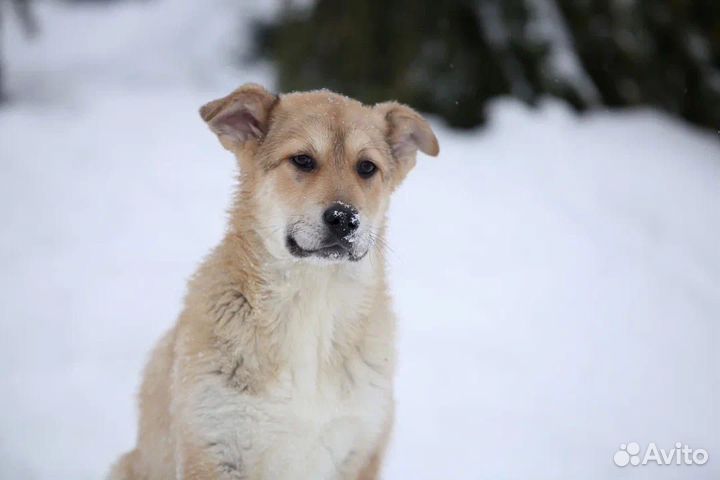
[323,202,359,239]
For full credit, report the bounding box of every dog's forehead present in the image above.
[273,91,385,139]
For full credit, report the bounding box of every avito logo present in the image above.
[613,442,708,467]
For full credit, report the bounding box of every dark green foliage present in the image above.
[254,0,512,128]
[254,0,720,131]
[559,0,720,129]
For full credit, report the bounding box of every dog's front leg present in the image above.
[172,367,248,479]
[176,435,245,480]
[177,441,219,480]
[355,406,394,480]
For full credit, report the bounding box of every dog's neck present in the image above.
[192,222,387,390]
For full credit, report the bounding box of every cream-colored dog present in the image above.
[109,84,438,480]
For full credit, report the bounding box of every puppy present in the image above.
[109,84,439,480]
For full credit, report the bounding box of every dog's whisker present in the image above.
[368,230,393,255]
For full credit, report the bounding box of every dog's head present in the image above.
[200,84,438,263]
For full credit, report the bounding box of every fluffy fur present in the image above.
[109,84,438,480]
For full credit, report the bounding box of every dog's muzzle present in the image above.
[286,202,366,262]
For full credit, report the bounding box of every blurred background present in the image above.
[0,0,718,479]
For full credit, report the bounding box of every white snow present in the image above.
[1,1,719,479]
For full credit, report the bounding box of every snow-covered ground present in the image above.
[1,1,718,479]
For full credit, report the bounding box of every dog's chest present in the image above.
[248,360,388,479]
[203,272,391,479]
[208,344,389,479]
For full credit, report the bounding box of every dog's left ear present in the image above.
[200,83,278,151]
[375,101,439,162]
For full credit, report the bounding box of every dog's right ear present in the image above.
[199,83,278,151]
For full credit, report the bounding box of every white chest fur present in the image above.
[191,262,393,480]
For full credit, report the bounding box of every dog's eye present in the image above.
[356,160,377,178]
[290,154,316,172]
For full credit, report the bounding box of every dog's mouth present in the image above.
[286,236,366,262]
